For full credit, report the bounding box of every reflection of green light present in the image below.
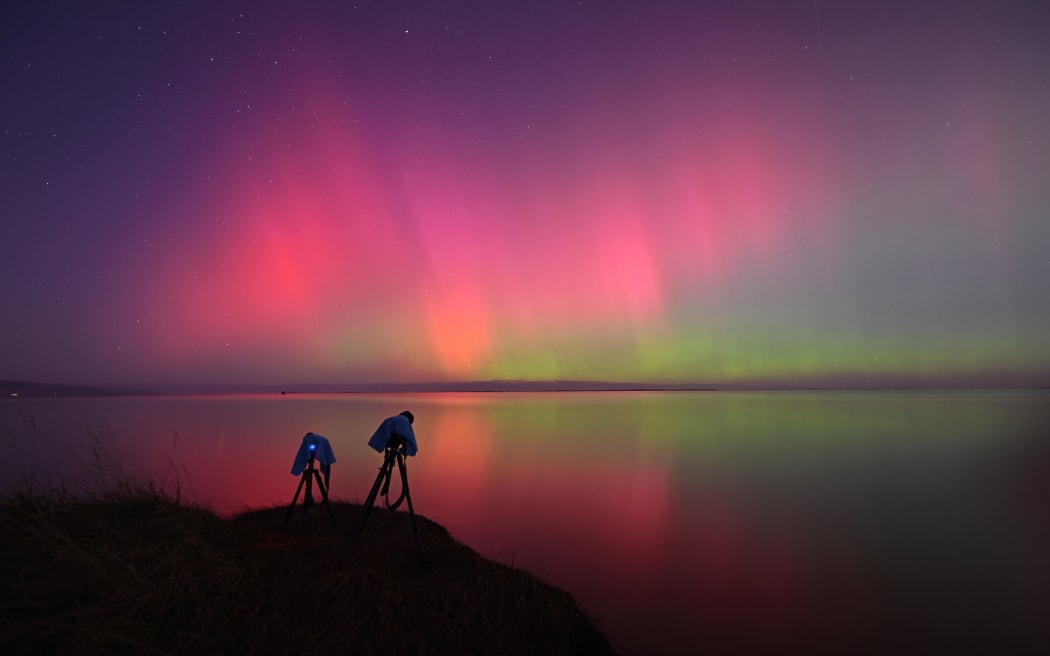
[478,390,1044,455]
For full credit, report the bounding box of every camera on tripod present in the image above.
[284,432,336,525]
[367,410,418,456]
[343,410,426,568]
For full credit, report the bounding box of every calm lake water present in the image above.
[2,390,1048,654]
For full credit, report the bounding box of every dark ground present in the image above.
[0,489,616,654]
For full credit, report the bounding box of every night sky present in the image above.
[2,1,1048,388]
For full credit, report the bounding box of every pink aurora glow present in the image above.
[3,1,1046,387]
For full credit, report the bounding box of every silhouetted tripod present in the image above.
[342,435,426,568]
[284,443,335,525]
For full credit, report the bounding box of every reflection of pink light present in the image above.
[497,459,672,566]
[415,410,494,507]
[673,496,852,650]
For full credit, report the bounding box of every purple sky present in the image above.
[2,1,1048,388]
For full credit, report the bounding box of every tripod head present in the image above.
[383,434,408,457]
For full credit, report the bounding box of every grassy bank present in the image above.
[0,486,616,654]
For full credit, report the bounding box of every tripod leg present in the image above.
[284,473,308,525]
[312,469,336,524]
[397,453,427,570]
[340,457,394,565]
[301,470,314,521]
[352,459,391,540]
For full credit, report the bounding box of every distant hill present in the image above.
[97,380,720,395]
[300,380,718,393]
[0,380,144,398]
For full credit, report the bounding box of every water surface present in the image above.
[2,390,1047,654]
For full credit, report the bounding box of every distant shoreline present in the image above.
[3,378,1046,398]
[0,380,153,398]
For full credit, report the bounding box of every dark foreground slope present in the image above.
[0,490,615,655]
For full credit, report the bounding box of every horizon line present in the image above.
[3,377,1048,398]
